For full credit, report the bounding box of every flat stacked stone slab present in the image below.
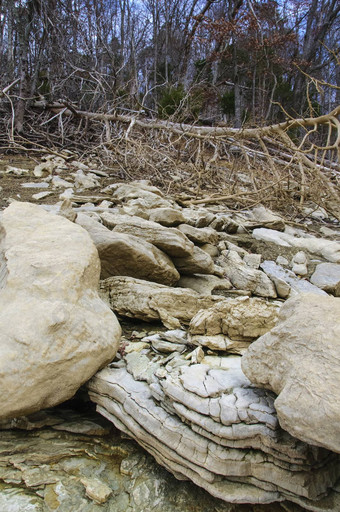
[88,352,340,510]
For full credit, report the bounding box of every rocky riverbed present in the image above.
[1,154,340,511]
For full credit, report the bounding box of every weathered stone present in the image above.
[173,246,215,275]
[253,228,340,263]
[189,296,280,340]
[52,176,74,188]
[199,243,219,257]
[177,224,219,245]
[0,408,239,512]
[181,208,215,228]
[310,262,340,296]
[189,334,250,354]
[100,212,194,257]
[100,276,221,328]
[73,169,100,189]
[260,260,327,297]
[0,202,121,420]
[218,250,277,298]
[249,206,285,231]
[243,253,261,269]
[242,293,340,453]
[104,182,175,209]
[178,274,232,295]
[291,251,308,276]
[77,213,179,285]
[149,207,186,227]
[89,354,340,508]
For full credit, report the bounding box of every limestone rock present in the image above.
[149,207,186,227]
[100,212,194,257]
[173,246,215,275]
[76,213,179,285]
[177,224,219,245]
[241,293,340,453]
[189,334,250,354]
[100,276,221,328]
[88,353,340,509]
[253,228,340,263]
[181,208,215,228]
[219,250,277,298]
[249,206,285,231]
[105,182,175,209]
[260,260,327,297]
[310,262,340,296]
[0,202,121,420]
[73,169,100,189]
[0,408,260,512]
[178,274,232,295]
[189,296,280,340]
[291,251,308,276]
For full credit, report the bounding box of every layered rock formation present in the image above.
[88,349,340,510]
[0,202,121,420]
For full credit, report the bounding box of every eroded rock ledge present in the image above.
[88,350,340,511]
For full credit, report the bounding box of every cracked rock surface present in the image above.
[88,347,340,510]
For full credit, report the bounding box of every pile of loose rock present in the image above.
[1,157,340,511]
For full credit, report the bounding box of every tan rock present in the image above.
[173,246,215,275]
[219,250,277,298]
[149,207,186,227]
[100,212,194,257]
[242,293,340,453]
[189,296,280,340]
[0,202,121,420]
[77,213,179,285]
[178,274,232,295]
[100,276,221,328]
[177,224,219,245]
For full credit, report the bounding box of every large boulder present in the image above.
[242,293,340,453]
[0,202,121,420]
[77,213,179,285]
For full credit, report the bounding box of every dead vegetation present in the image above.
[1,81,339,222]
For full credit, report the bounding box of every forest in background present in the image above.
[0,0,339,221]
[0,0,339,133]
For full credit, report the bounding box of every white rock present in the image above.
[310,263,340,296]
[253,228,340,263]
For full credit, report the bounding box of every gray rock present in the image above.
[88,354,340,508]
[260,260,327,297]
[310,263,340,296]
[253,228,340,263]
